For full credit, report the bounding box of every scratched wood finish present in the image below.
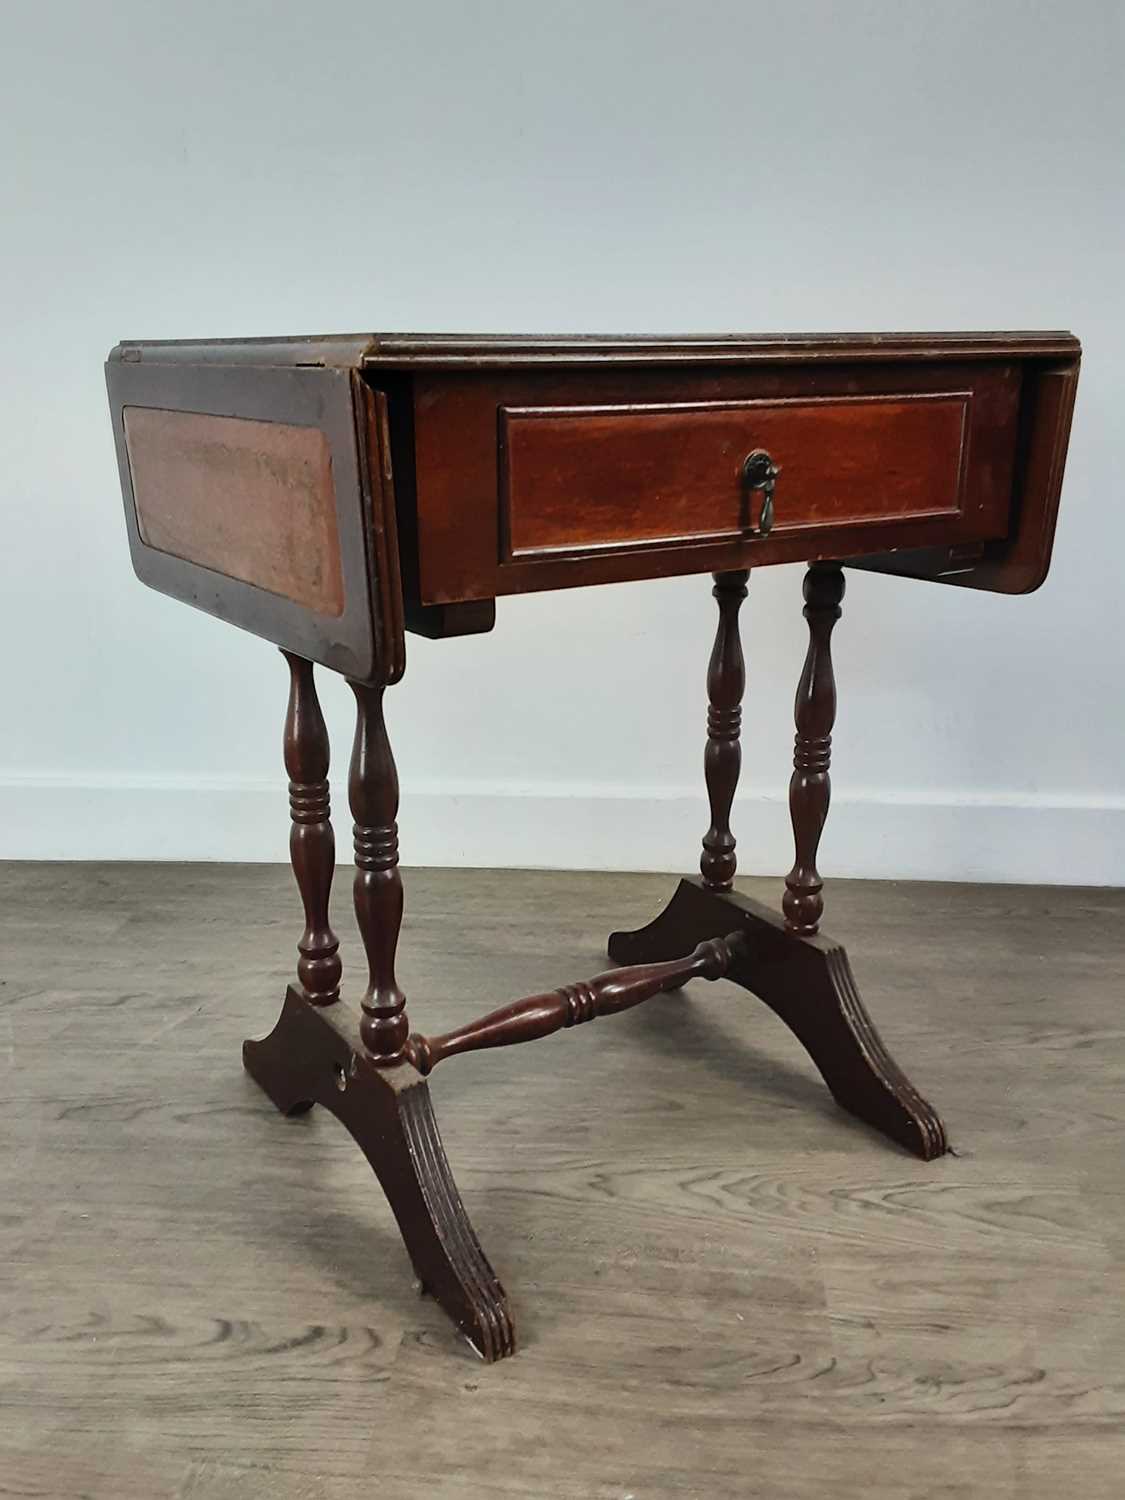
[124,406,346,615]
[3,863,1124,1498]
[500,394,968,560]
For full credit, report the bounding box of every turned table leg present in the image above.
[349,681,409,1061]
[244,660,514,1359]
[783,563,843,935]
[281,650,342,1004]
[700,570,749,892]
[609,566,948,1160]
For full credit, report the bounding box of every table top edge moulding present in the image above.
[110,327,1080,367]
[105,327,1080,1361]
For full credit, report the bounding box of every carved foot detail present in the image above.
[610,879,948,1161]
[243,987,515,1360]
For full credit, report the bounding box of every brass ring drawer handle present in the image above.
[742,448,779,537]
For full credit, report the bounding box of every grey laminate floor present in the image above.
[2,863,1124,1498]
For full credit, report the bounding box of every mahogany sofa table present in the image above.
[106,330,1080,1361]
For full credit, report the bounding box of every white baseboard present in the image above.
[0,774,1122,885]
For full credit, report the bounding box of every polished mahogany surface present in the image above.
[107,330,1079,684]
[415,358,1021,602]
[499,393,974,560]
[106,330,1080,1360]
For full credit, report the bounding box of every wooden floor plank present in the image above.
[2,864,1124,1497]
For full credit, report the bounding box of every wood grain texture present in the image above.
[106,357,402,683]
[412,360,1020,604]
[3,864,1123,1498]
[125,406,345,614]
[500,394,968,560]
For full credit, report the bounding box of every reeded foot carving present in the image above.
[244,987,515,1360]
[610,879,948,1161]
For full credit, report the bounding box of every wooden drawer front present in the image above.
[409,361,1022,605]
[500,394,969,560]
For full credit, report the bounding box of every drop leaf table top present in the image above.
[106,329,1080,1361]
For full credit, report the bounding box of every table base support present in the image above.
[243,986,515,1361]
[609,878,948,1160]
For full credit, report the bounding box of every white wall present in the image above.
[2,0,1122,883]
